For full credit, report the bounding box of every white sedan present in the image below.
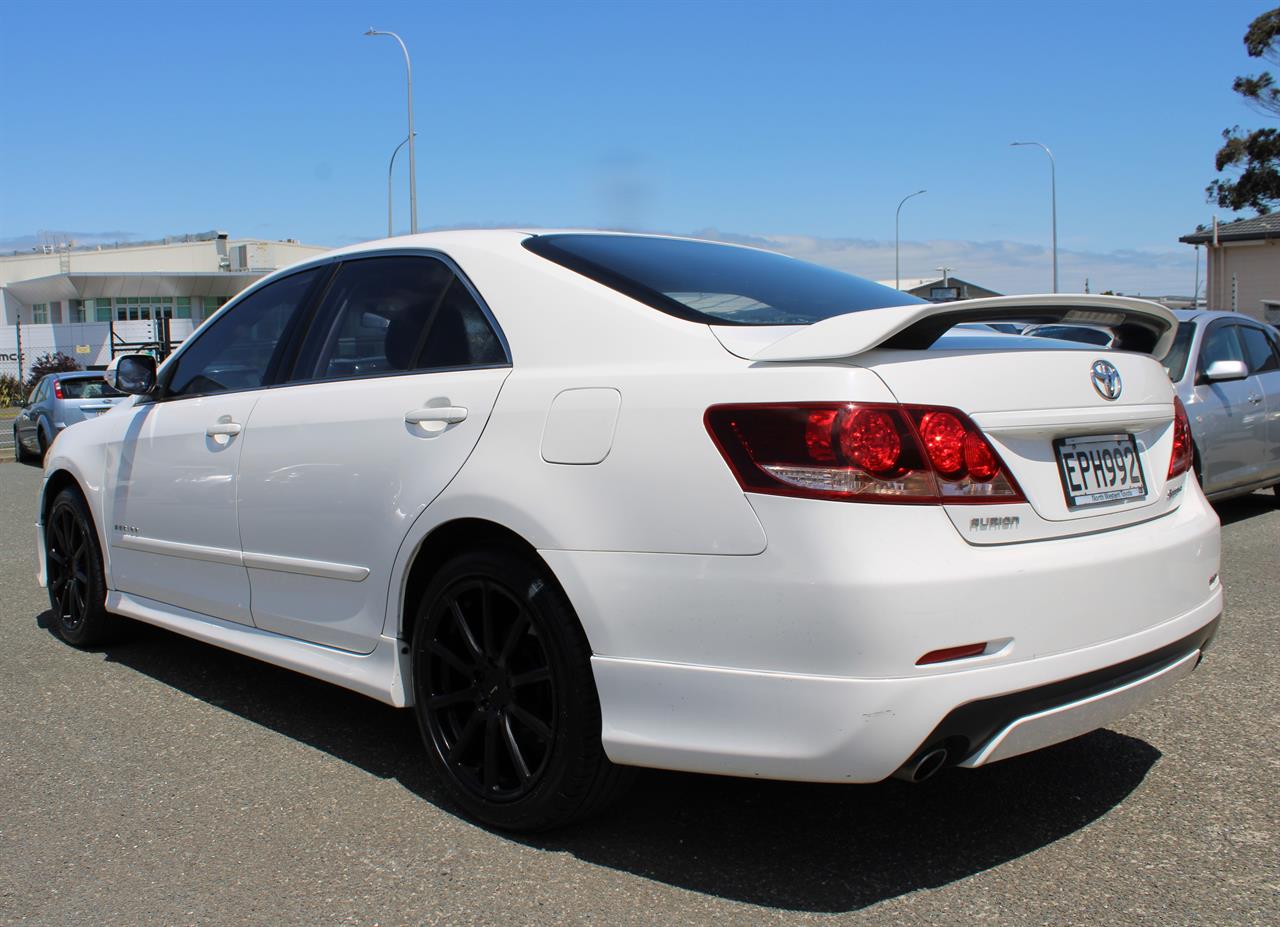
[37,231,1221,830]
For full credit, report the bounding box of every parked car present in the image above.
[1023,322,1117,347]
[1162,308,1280,500]
[36,232,1221,830]
[13,370,125,463]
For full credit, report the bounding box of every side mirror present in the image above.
[1203,359,1249,383]
[105,354,157,395]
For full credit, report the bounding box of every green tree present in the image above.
[25,352,82,392]
[1207,8,1280,213]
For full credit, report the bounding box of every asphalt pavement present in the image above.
[1,460,1276,926]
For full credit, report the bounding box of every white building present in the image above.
[0,231,329,378]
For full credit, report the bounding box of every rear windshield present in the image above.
[523,234,923,326]
[1028,325,1112,346]
[59,377,122,399]
[1163,322,1196,382]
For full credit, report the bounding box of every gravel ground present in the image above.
[0,460,1276,926]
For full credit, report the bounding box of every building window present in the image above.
[175,297,191,319]
[71,300,87,323]
[32,303,48,323]
[202,296,228,318]
[94,299,112,322]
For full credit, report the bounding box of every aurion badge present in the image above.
[1090,360,1122,401]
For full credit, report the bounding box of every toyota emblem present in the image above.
[1090,360,1123,401]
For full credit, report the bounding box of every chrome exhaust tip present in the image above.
[893,747,949,783]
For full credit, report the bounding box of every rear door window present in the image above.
[290,255,507,382]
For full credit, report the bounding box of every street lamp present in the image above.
[895,189,926,290]
[1011,141,1057,293]
[366,28,418,234]
[387,133,414,237]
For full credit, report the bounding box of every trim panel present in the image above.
[113,534,241,566]
[243,551,370,582]
[113,534,368,582]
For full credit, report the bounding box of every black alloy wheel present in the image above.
[421,576,556,801]
[45,488,115,647]
[411,549,632,831]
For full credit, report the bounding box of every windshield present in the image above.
[1163,322,1196,382]
[523,234,923,326]
[59,377,123,399]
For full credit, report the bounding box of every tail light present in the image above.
[1168,396,1194,479]
[53,380,64,400]
[704,403,1024,504]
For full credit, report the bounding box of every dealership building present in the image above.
[0,231,329,379]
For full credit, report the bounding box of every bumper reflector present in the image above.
[917,643,987,665]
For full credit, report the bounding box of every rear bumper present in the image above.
[549,479,1221,782]
[591,593,1220,782]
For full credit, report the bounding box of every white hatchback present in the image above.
[37,231,1222,830]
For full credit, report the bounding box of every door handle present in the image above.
[1247,394,1263,405]
[206,421,243,437]
[405,406,468,425]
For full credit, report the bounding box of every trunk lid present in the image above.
[711,296,1184,543]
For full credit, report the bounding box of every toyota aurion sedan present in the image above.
[36,231,1222,830]
[1161,308,1280,500]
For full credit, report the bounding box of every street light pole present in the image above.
[387,134,413,237]
[366,28,418,234]
[895,189,926,290]
[1011,141,1057,292]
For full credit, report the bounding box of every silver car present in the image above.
[1163,309,1280,500]
[13,371,125,463]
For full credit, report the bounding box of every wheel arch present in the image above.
[394,517,589,654]
[41,468,85,523]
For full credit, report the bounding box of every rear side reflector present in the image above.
[1168,396,1194,479]
[705,403,1024,505]
[917,643,988,665]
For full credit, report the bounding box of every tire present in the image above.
[410,547,632,831]
[45,487,116,647]
[13,426,30,463]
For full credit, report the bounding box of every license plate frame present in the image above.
[1054,433,1148,509]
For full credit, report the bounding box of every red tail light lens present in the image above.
[841,409,902,474]
[53,380,64,400]
[1168,396,1194,479]
[918,411,966,475]
[705,403,1024,504]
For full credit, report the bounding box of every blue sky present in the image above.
[1,0,1275,295]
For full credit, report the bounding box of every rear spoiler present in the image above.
[750,294,1178,362]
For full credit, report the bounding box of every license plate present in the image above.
[1054,434,1147,508]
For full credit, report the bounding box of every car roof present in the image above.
[1169,308,1273,325]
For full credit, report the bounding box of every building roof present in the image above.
[873,276,996,293]
[1180,214,1280,244]
[4,272,261,305]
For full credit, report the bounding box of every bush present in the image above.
[25,352,82,393]
[0,373,25,407]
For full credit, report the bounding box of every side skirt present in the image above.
[107,591,411,708]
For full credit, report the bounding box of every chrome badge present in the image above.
[1090,360,1122,401]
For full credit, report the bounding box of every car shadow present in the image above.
[51,613,1162,913]
[1213,490,1278,526]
